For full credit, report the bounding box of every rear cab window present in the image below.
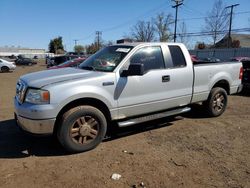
[168,45,187,68]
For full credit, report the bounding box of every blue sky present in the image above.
[0,0,249,50]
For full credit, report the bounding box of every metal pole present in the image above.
[96,31,102,50]
[74,40,78,49]
[226,4,239,48]
[172,0,183,42]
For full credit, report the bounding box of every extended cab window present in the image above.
[169,45,186,67]
[130,46,165,72]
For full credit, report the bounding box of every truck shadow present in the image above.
[182,104,211,119]
[237,89,250,97]
[0,119,67,158]
[0,117,179,158]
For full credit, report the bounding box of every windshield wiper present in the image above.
[81,66,96,71]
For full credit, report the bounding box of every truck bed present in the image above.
[192,61,242,103]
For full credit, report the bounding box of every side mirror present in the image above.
[121,63,144,77]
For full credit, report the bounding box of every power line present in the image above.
[73,1,170,43]
[67,6,249,47]
[101,1,170,32]
[171,27,250,37]
[178,10,250,22]
[182,4,205,16]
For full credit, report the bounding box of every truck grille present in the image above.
[16,80,27,104]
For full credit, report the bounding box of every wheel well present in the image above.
[53,98,111,134]
[212,80,230,94]
[1,66,9,69]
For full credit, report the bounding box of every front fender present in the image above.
[44,82,117,118]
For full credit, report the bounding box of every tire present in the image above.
[1,66,9,72]
[204,87,228,117]
[57,105,107,153]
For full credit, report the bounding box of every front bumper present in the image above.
[15,113,55,135]
[10,66,16,70]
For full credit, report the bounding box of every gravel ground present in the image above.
[0,61,249,188]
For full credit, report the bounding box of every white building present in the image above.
[0,46,54,58]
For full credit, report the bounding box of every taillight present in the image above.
[239,66,243,80]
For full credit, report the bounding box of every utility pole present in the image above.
[96,31,102,50]
[74,39,78,48]
[225,4,239,48]
[172,0,183,42]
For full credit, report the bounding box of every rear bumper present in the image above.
[237,84,243,93]
[15,113,55,135]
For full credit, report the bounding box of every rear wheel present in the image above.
[1,66,9,72]
[57,105,107,153]
[204,87,228,117]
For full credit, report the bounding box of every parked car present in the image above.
[242,59,250,88]
[49,57,86,69]
[190,55,199,63]
[0,58,16,72]
[14,43,242,153]
[230,57,250,62]
[15,57,37,66]
[196,57,221,64]
[229,57,250,89]
[46,55,86,68]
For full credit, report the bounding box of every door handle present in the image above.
[162,75,170,82]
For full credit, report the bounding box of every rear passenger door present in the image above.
[160,44,193,107]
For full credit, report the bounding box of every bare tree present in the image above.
[204,0,229,45]
[154,12,173,42]
[131,20,155,42]
[179,21,188,43]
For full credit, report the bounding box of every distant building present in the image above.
[214,33,250,48]
[0,46,53,58]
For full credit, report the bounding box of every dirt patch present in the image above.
[0,61,249,188]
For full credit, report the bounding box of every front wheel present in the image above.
[57,105,107,153]
[1,66,9,72]
[204,87,228,117]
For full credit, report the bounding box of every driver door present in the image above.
[115,45,170,118]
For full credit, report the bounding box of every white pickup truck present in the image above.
[14,43,243,152]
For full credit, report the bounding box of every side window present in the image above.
[130,46,165,72]
[169,46,186,67]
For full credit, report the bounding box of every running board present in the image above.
[118,107,191,127]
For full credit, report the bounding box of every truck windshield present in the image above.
[79,46,133,72]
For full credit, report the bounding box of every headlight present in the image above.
[25,89,50,104]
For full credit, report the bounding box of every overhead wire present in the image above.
[72,1,171,43]
[172,28,250,38]
[67,4,250,46]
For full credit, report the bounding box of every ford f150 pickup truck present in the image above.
[14,43,243,153]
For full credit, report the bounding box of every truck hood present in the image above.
[20,68,103,88]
